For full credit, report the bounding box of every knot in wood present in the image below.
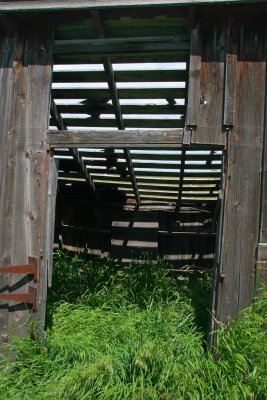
[28,212,35,222]
[219,271,225,282]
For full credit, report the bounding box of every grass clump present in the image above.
[0,251,266,399]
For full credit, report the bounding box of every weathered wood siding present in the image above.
[0,22,53,340]
[186,18,227,146]
[185,10,267,335]
[0,35,15,342]
[208,20,267,331]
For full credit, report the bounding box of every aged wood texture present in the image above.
[214,26,266,327]
[0,0,259,12]
[47,129,185,148]
[0,35,15,343]
[259,41,267,247]
[186,24,202,128]
[186,18,227,146]
[223,21,238,126]
[195,20,226,145]
[46,155,58,288]
[256,26,267,288]
[0,23,53,339]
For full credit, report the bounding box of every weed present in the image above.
[0,251,266,400]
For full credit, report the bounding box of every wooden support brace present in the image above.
[0,287,37,310]
[50,99,99,199]
[0,256,38,281]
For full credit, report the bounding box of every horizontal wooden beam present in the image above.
[53,70,187,84]
[51,87,186,100]
[55,104,185,115]
[47,129,184,148]
[83,159,221,170]
[55,150,222,162]
[53,53,189,65]
[0,0,258,12]
[159,231,216,236]
[54,36,190,55]
[54,118,184,129]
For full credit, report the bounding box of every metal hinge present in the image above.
[0,257,38,309]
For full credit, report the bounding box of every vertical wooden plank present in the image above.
[223,19,238,127]
[256,28,267,290]
[195,20,227,145]
[214,25,266,327]
[46,155,58,289]
[187,17,227,146]
[186,23,202,128]
[0,21,53,338]
[0,35,15,343]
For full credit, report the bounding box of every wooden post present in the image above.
[0,21,54,341]
[211,23,266,338]
[186,14,267,344]
[256,35,267,290]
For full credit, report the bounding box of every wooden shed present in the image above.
[0,0,267,345]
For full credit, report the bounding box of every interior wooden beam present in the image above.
[0,0,257,12]
[53,35,190,55]
[47,129,184,148]
[53,53,189,65]
[56,118,184,129]
[50,99,99,199]
[51,87,186,99]
[55,104,185,115]
[53,70,187,84]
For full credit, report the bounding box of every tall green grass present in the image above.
[0,251,266,400]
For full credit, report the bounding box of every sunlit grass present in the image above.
[0,251,266,400]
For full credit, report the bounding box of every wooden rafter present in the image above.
[92,10,140,205]
[50,99,99,199]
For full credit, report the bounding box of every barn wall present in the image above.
[186,9,267,337]
[0,21,54,341]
